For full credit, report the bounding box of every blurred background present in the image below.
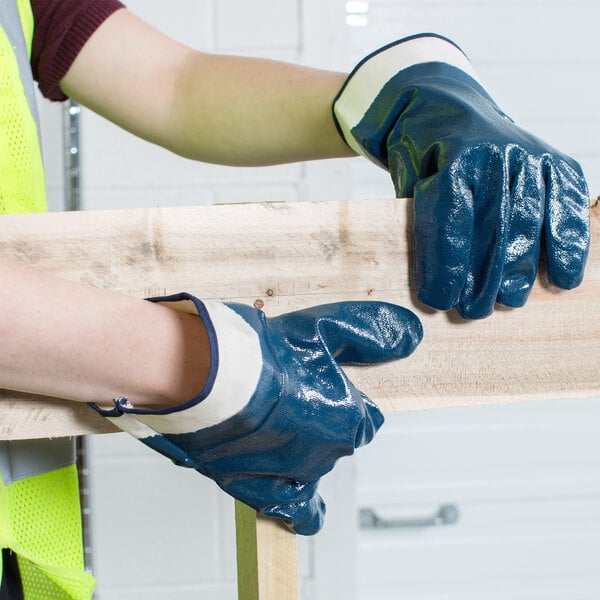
[36,1,600,598]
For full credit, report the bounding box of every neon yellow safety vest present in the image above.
[0,0,45,213]
[0,0,96,597]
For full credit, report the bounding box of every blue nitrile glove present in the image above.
[90,293,422,535]
[333,33,590,319]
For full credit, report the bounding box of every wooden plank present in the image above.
[235,500,298,600]
[0,197,598,440]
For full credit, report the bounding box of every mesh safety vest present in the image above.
[0,1,96,597]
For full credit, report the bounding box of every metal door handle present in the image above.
[359,504,460,529]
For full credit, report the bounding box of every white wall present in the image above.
[35,1,600,598]
[341,0,600,201]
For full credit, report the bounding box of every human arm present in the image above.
[333,34,590,318]
[54,13,589,317]
[57,8,354,166]
[89,293,423,534]
[0,258,209,408]
[0,258,422,534]
[22,3,421,534]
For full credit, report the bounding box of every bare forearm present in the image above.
[60,9,354,167]
[167,53,354,165]
[0,259,209,408]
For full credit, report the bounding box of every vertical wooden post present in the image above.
[235,501,299,600]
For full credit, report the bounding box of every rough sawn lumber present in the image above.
[0,198,598,440]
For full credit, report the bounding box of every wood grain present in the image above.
[235,501,298,600]
[0,198,598,440]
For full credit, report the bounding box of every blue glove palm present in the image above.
[334,33,590,319]
[91,294,422,535]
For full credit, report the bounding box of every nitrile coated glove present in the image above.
[333,33,590,319]
[90,293,422,535]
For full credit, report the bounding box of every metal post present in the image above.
[63,98,94,576]
[63,100,81,212]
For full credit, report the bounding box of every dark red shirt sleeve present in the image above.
[31,0,125,101]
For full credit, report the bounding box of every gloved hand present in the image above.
[90,293,422,535]
[333,33,590,319]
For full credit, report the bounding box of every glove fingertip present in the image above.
[264,494,326,536]
[543,159,591,292]
[496,277,533,308]
[455,299,494,321]
[547,262,586,291]
[371,302,424,360]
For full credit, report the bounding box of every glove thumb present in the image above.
[275,301,423,365]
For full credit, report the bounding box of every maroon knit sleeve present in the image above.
[31,0,125,101]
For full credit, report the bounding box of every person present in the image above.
[0,0,590,597]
